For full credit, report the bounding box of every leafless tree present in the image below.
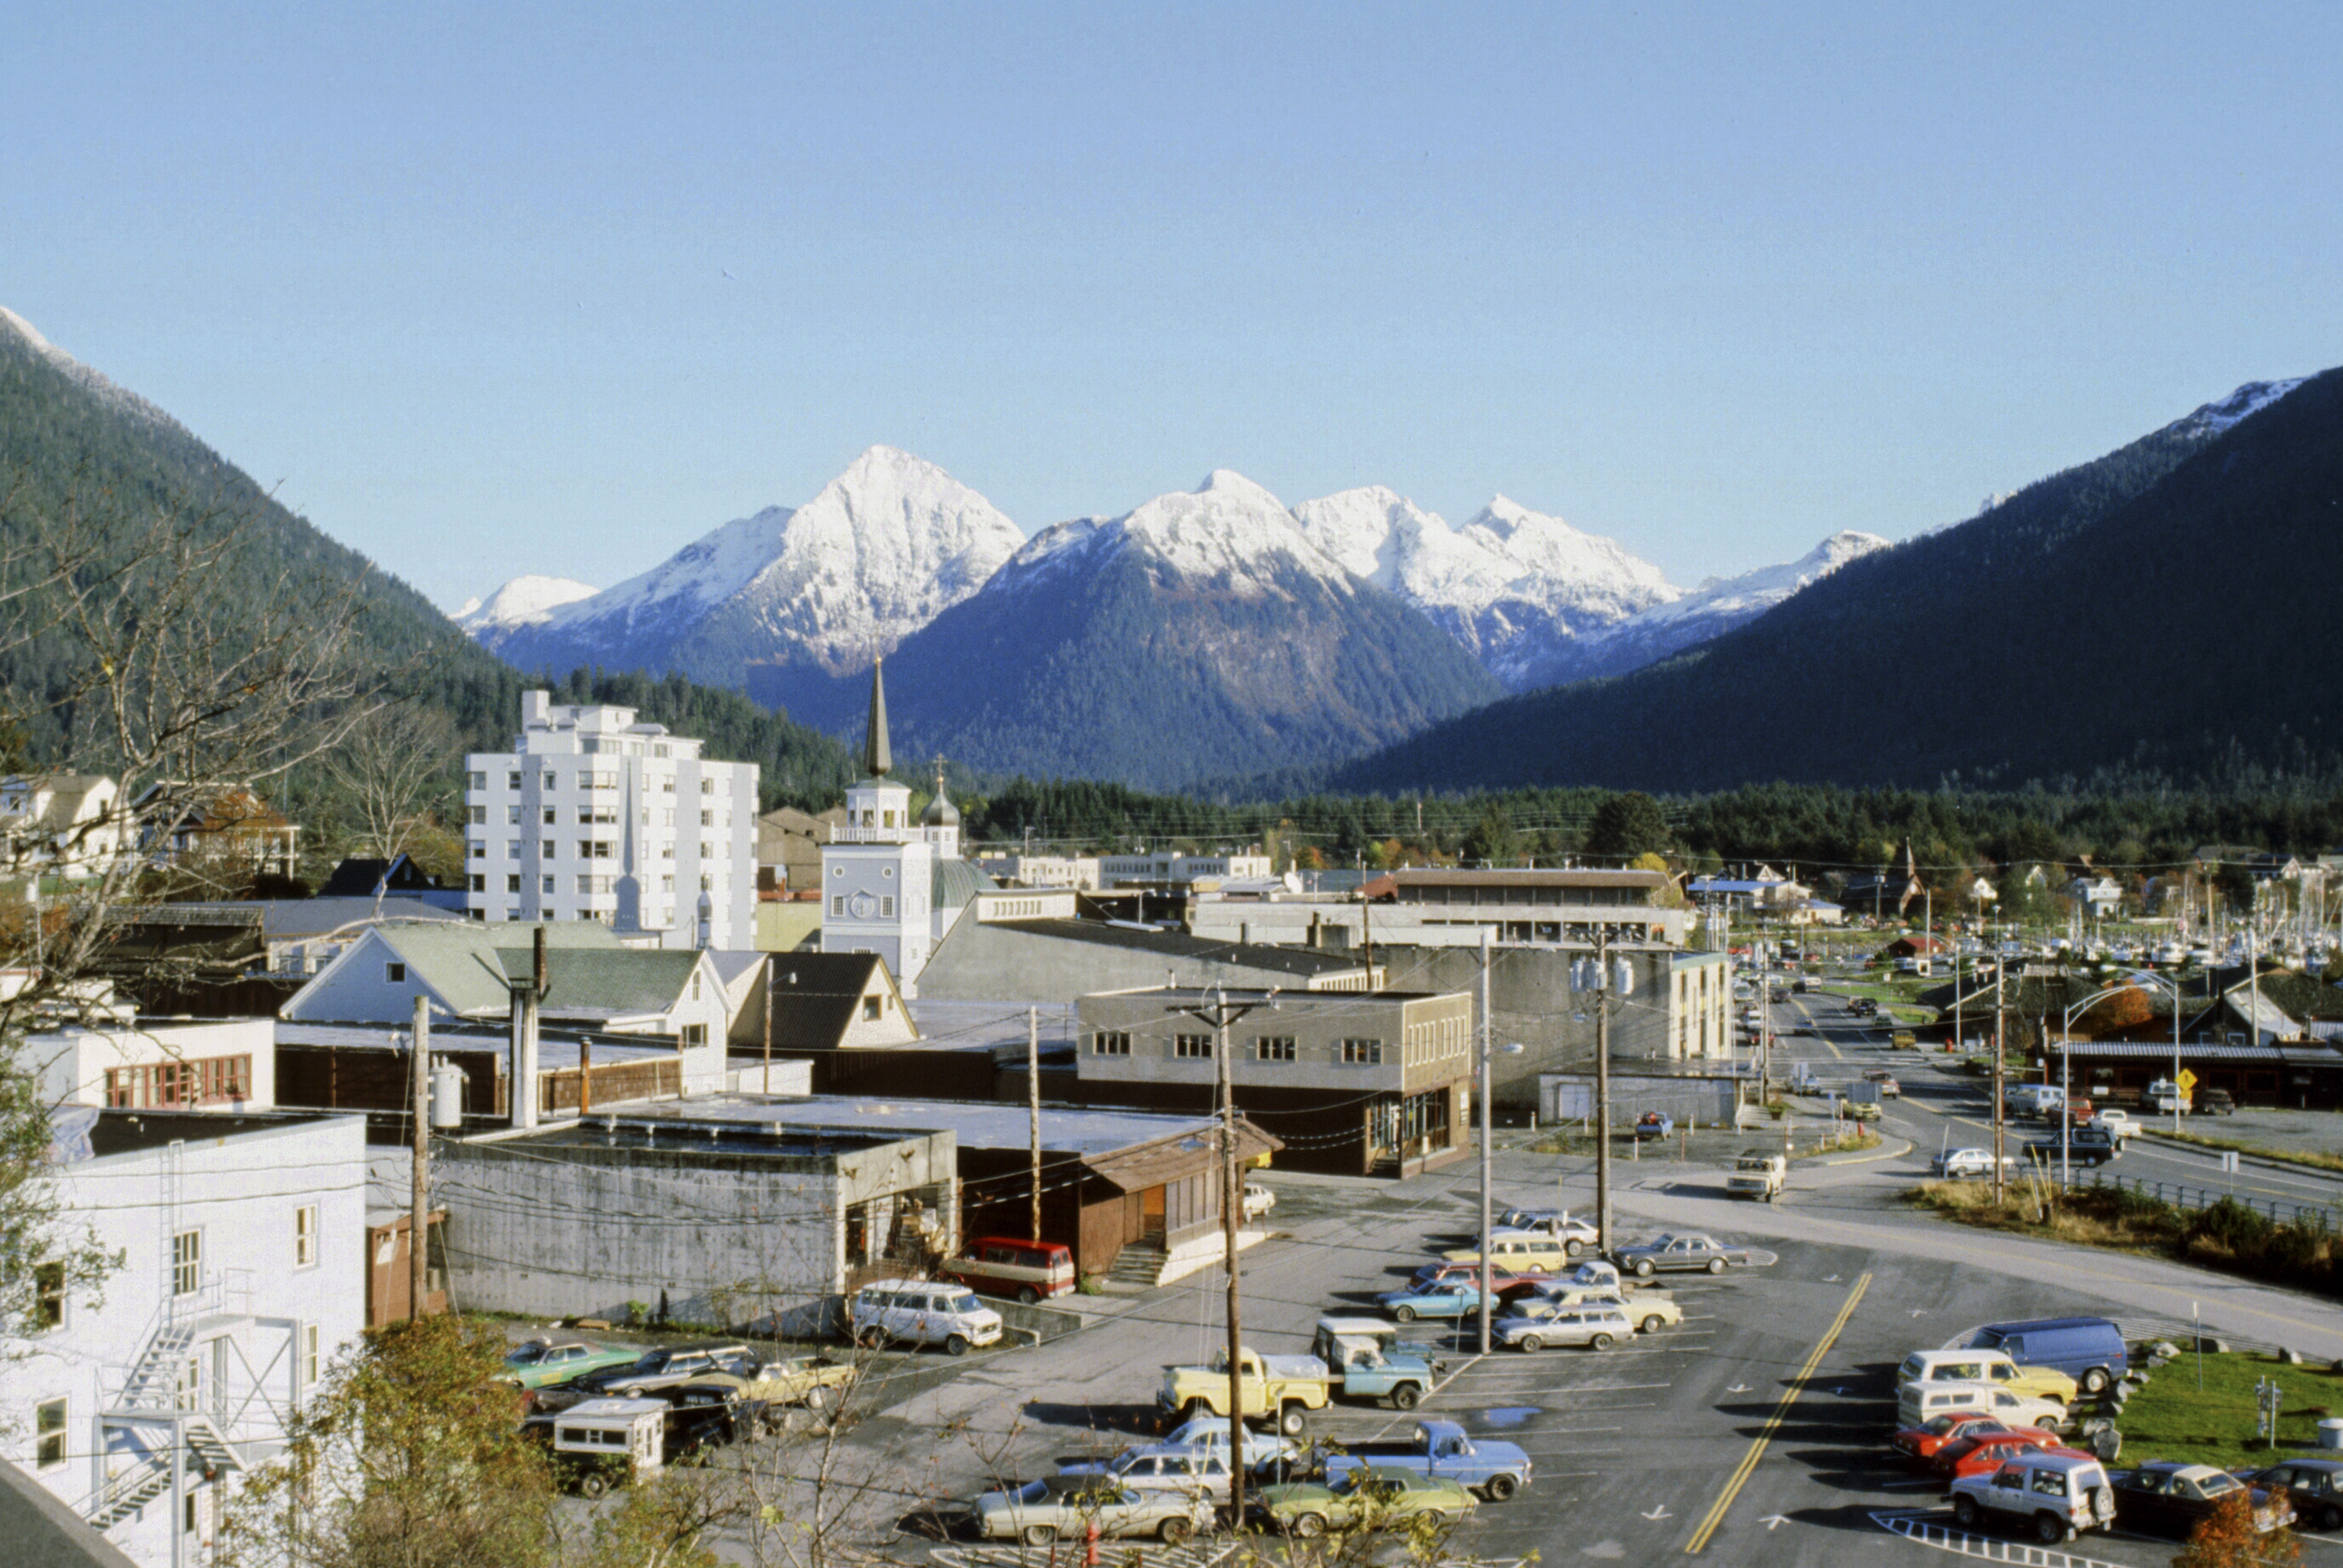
[319,699,461,866]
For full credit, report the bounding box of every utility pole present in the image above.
[410,995,430,1322]
[1991,959,2007,1205]
[1593,928,1616,1256]
[1028,1005,1042,1243]
[1166,986,1277,1523]
[762,955,774,1094]
[1478,926,1493,1356]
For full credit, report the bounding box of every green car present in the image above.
[500,1338,640,1390]
[1251,1464,1478,1538]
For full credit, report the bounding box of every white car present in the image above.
[2090,1109,2134,1142]
[1242,1182,1275,1221]
[1933,1147,2018,1180]
[850,1279,1003,1356]
[1154,1415,1301,1474]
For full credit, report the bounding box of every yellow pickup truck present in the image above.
[1158,1347,1332,1437]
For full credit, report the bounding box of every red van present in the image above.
[940,1236,1076,1303]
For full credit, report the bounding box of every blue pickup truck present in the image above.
[1322,1419,1533,1501]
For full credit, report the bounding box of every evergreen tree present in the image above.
[1584,792,1672,860]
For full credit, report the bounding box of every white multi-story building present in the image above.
[2,1108,367,1566]
[462,692,758,949]
[1098,850,1273,888]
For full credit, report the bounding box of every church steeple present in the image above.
[864,658,892,780]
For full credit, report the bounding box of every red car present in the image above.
[1892,1413,2015,1463]
[1933,1432,2069,1480]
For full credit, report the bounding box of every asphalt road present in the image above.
[718,983,2343,1568]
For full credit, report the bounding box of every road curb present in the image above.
[2134,1128,2343,1179]
[1823,1137,1912,1167]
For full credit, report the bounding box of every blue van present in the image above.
[1973,1317,2128,1394]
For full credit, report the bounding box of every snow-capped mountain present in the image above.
[776,470,1502,790]
[1,306,189,439]
[1528,529,1891,687]
[1292,487,1680,689]
[455,575,598,634]
[479,445,1025,688]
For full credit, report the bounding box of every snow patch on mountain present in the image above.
[456,575,598,633]
[2175,377,2307,438]
[1630,530,1889,630]
[0,305,190,439]
[998,470,1349,598]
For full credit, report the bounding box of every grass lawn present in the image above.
[2155,1128,2343,1175]
[2116,1352,2343,1473]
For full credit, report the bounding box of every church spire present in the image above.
[863,657,893,779]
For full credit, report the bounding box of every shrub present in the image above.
[2191,1196,2275,1256]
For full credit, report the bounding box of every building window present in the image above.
[300,1324,319,1392]
[468,805,486,825]
[172,1229,201,1296]
[467,770,487,790]
[862,997,881,1021]
[295,1204,318,1268]
[469,873,486,893]
[506,874,521,893]
[700,778,714,795]
[1174,1034,1213,1059]
[1091,1031,1131,1056]
[881,896,895,919]
[700,809,714,827]
[543,808,557,827]
[832,895,846,916]
[108,1055,254,1109]
[541,874,556,894]
[1341,1039,1385,1065]
[1255,1035,1296,1061]
[35,1397,65,1468]
[508,771,522,790]
[33,1261,64,1330]
[680,1024,707,1047]
[386,962,405,983]
[468,841,486,860]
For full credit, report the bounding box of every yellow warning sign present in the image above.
[2177,1068,2198,1095]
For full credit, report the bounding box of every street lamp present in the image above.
[2057,971,2187,1186]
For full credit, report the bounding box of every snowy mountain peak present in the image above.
[1108,471,1346,588]
[456,575,598,633]
[2176,377,2307,438]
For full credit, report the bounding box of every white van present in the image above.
[850,1278,1004,1356]
[1898,1348,2078,1405]
[1896,1380,2066,1433]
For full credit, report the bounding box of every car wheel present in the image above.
[2321,1503,2342,1532]
[2034,1513,2071,1545]
[1565,1238,1584,1257]
[1635,1259,1655,1277]
[2080,1368,2109,1394]
[1018,1286,1040,1305]
[1516,1334,1542,1353]
[1708,1257,1726,1275]
[1392,1383,1422,1410]
[1393,1305,1417,1323]
[1952,1495,1978,1529]
[1022,1524,1058,1547]
[579,1471,610,1500]
[1279,1403,1309,1439]
[802,1386,827,1413]
[945,1334,969,1357]
[1590,1333,1614,1350]
[1292,1512,1328,1539]
[1485,1473,1518,1502]
[1159,1516,1194,1544]
[1642,1315,1667,1335]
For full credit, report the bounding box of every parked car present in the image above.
[1611,1233,1748,1277]
[1971,1317,2128,1395]
[2235,1459,2343,1531]
[1933,1147,2017,1180]
[1322,1420,1533,1501]
[578,1344,757,1396]
[1056,1445,1233,1505]
[850,1279,1004,1356]
[974,1475,1212,1546]
[1492,1301,1632,1353]
[1158,1347,1331,1436]
[2024,1127,2122,1167]
[1892,1413,2050,1466]
[1251,1464,1478,1538]
[1311,1318,1444,1409]
[2197,1087,2237,1116]
[2092,1109,2136,1143]
[1948,1450,2116,1544]
[1243,1182,1276,1221]
[1441,1232,1572,1275]
[2109,1462,2294,1537]
[500,1338,640,1390]
[1410,1261,1531,1293]
[1899,1348,2078,1406]
[1899,1381,2067,1434]
[1633,1111,1675,1141]
[1152,1414,1302,1476]
[939,1236,1075,1304]
[1611,1291,1682,1333]
[1728,1151,1787,1201]
[536,1398,671,1499]
[1939,1436,2080,1481]
[1378,1280,1497,1324]
[1492,1208,1599,1256]
[1863,1069,1902,1098]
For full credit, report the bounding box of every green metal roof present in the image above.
[932,857,997,912]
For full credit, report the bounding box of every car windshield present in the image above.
[505,1344,547,1364]
[941,1291,983,1315]
[1016,1480,1050,1504]
[2198,1474,2241,1498]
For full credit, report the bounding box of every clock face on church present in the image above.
[848,890,878,920]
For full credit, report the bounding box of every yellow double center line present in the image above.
[1683,1271,1871,1553]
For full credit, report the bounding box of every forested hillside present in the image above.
[1339,370,2343,795]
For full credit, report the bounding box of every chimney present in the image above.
[512,925,545,1130]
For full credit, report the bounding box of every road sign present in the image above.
[2177,1068,2199,1094]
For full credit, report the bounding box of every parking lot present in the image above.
[587,984,2343,1568]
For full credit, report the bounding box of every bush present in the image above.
[2190,1197,2275,1256]
[2267,1224,2327,1273]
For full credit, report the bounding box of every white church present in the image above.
[818,661,995,993]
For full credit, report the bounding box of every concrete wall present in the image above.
[434,1125,956,1327]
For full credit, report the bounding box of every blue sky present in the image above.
[6,3,2339,610]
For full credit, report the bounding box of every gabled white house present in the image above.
[2065,876,2125,918]
[1,774,123,881]
[281,923,732,1093]
[2,1109,366,1566]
